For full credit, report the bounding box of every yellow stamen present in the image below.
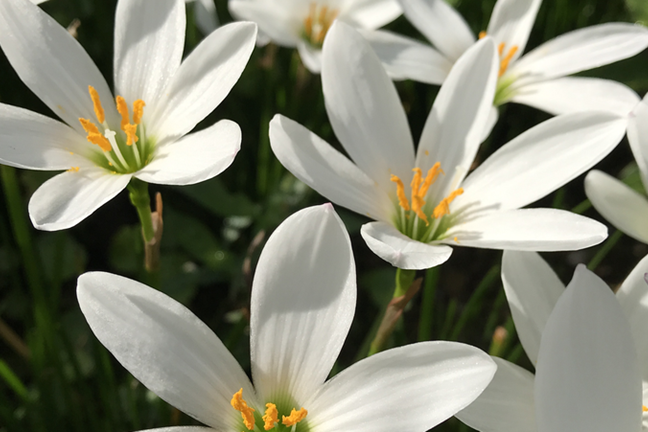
[282,408,308,427]
[123,123,139,146]
[419,163,443,197]
[263,403,278,430]
[454,236,459,243]
[478,31,487,39]
[133,99,146,124]
[88,86,105,124]
[67,166,79,172]
[643,405,648,412]
[79,118,111,151]
[497,42,505,56]
[499,45,518,77]
[303,2,338,45]
[391,174,410,211]
[410,168,428,225]
[115,95,130,130]
[231,389,255,431]
[433,188,464,219]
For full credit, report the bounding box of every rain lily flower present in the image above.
[77,204,497,432]
[364,0,648,117]
[270,21,626,270]
[0,0,256,230]
[228,0,401,73]
[585,93,648,244]
[457,250,648,431]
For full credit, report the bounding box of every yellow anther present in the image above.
[115,95,130,130]
[123,123,139,146]
[419,163,443,198]
[282,408,308,427]
[133,99,146,124]
[391,175,410,211]
[410,168,428,225]
[454,236,459,243]
[263,403,278,430]
[79,118,111,151]
[67,166,79,172]
[478,31,487,39]
[497,42,505,56]
[88,86,105,124]
[410,168,423,197]
[231,389,255,431]
[643,405,648,412]
[433,188,464,219]
[499,45,518,77]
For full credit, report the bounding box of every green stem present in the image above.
[417,267,439,341]
[588,230,623,271]
[394,268,415,298]
[127,178,154,242]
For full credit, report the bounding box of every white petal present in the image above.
[501,251,564,366]
[487,0,542,61]
[399,0,475,61]
[456,357,537,432]
[535,265,642,432]
[361,29,452,85]
[136,120,240,186]
[446,208,607,251]
[192,0,219,35]
[416,37,498,198]
[360,221,453,270]
[628,93,648,192]
[512,23,648,82]
[77,272,252,431]
[149,22,257,141]
[228,1,299,47]
[113,0,185,111]
[296,40,322,73]
[250,204,356,404]
[0,103,89,170]
[136,428,214,432]
[584,170,648,244]
[0,0,115,134]
[269,115,393,222]
[341,0,402,29]
[322,21,415,192]
[616,254,648,382]
[511,76,641,116]
[309,342,496,432]
[457,112,626,212]
[28,169,131,231]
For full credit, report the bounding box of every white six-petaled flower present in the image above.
[228,0,401,73]
[0,0,257,230]
[77,204,497,432]
[364,0,648,118]
[585,93,648,244]
[270,21,626,270]
[456,250,648,431]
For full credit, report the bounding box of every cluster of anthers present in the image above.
[390,163,464,242]
[302,2,339,47]
[231,389,308,432]
[75,86,151,174]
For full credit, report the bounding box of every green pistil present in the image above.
[90,125,155,174]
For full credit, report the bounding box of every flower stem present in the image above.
[127,178,163,272]
[417,267,439,341]
[368,269,419,356]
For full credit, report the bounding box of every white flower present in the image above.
[0,0,257,230]
[270,21,625,270]
[77,204,497,432]
[364,0,648,117]
[585,93,648,244]
[457,250,648,431]
[228,0,401,73]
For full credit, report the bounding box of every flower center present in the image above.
[302,2,338,48]
[77,86,154,174]
[479,32,520,106]
[231,389,309,432]
[390,163,464,242]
